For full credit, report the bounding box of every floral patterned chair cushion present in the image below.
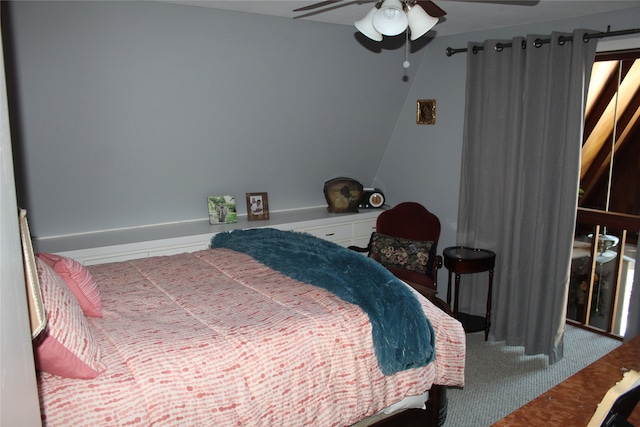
[370,232,435,274]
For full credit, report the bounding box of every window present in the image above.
[580,48,640,219]
[567,47,640,337]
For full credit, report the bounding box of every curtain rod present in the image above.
[445,27,640,57]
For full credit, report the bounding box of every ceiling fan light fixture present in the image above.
[372,0,408,37]
[355,6,383,41]
[407,4,438,40]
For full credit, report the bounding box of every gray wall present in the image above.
[4,1,421,238]
[5,0,640,251]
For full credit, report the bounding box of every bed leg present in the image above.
[425,385,448,427]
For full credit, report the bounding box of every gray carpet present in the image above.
[445,325,621,426]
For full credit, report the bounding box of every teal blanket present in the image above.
[210,228,435,375]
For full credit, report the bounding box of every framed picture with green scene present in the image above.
[208,195,238,224]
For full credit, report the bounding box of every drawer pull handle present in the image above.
[325,233,335,236]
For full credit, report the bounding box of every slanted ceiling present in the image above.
[580,50,640,215]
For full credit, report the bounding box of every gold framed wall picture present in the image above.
[246,192,269,221]
[417,99,436,125]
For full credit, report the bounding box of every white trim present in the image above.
[596,34,640,52]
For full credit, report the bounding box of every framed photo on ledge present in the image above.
[246,192,269,221]
[207,195,238,225]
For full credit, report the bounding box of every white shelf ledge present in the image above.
[33,207,382,265]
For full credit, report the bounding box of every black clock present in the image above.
[359,188,385,209]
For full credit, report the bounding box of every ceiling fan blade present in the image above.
[416,0,446,18]
[293,1,344,12]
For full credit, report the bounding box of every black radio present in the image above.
[359,188,385,209]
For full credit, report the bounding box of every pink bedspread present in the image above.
[38,249,465,426]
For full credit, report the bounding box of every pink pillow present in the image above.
[37,253,102,317]
[34,258,105,379]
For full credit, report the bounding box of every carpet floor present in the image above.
[445,325,621,426]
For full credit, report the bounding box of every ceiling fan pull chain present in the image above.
[403,29,410,68]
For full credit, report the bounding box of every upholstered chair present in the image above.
[349,202,443,301]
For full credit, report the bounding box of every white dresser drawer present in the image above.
[353,219,377,238]
[303,223,352,242]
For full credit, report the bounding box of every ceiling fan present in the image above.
[294,0,444,45]
[293,0,539,68]
[293,0,447,19]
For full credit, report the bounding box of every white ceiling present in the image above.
[162,0,640,37]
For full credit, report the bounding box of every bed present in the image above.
[31,227,465,427]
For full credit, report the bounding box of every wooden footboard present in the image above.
[371,384,448,427]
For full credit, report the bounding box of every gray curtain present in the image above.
[457,30,597,364]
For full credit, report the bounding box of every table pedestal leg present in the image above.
[453,273,460,316]
[446,271,452,308]
[485,269,493,341]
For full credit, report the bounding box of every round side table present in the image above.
[443,246,496,341]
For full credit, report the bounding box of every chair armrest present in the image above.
[434,254,443,269]
[431,254,443,287]
[347,245,370,253]
[348,232,374,254]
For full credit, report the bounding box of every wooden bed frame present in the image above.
[373,295,454,427]
[371,385,447,427]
